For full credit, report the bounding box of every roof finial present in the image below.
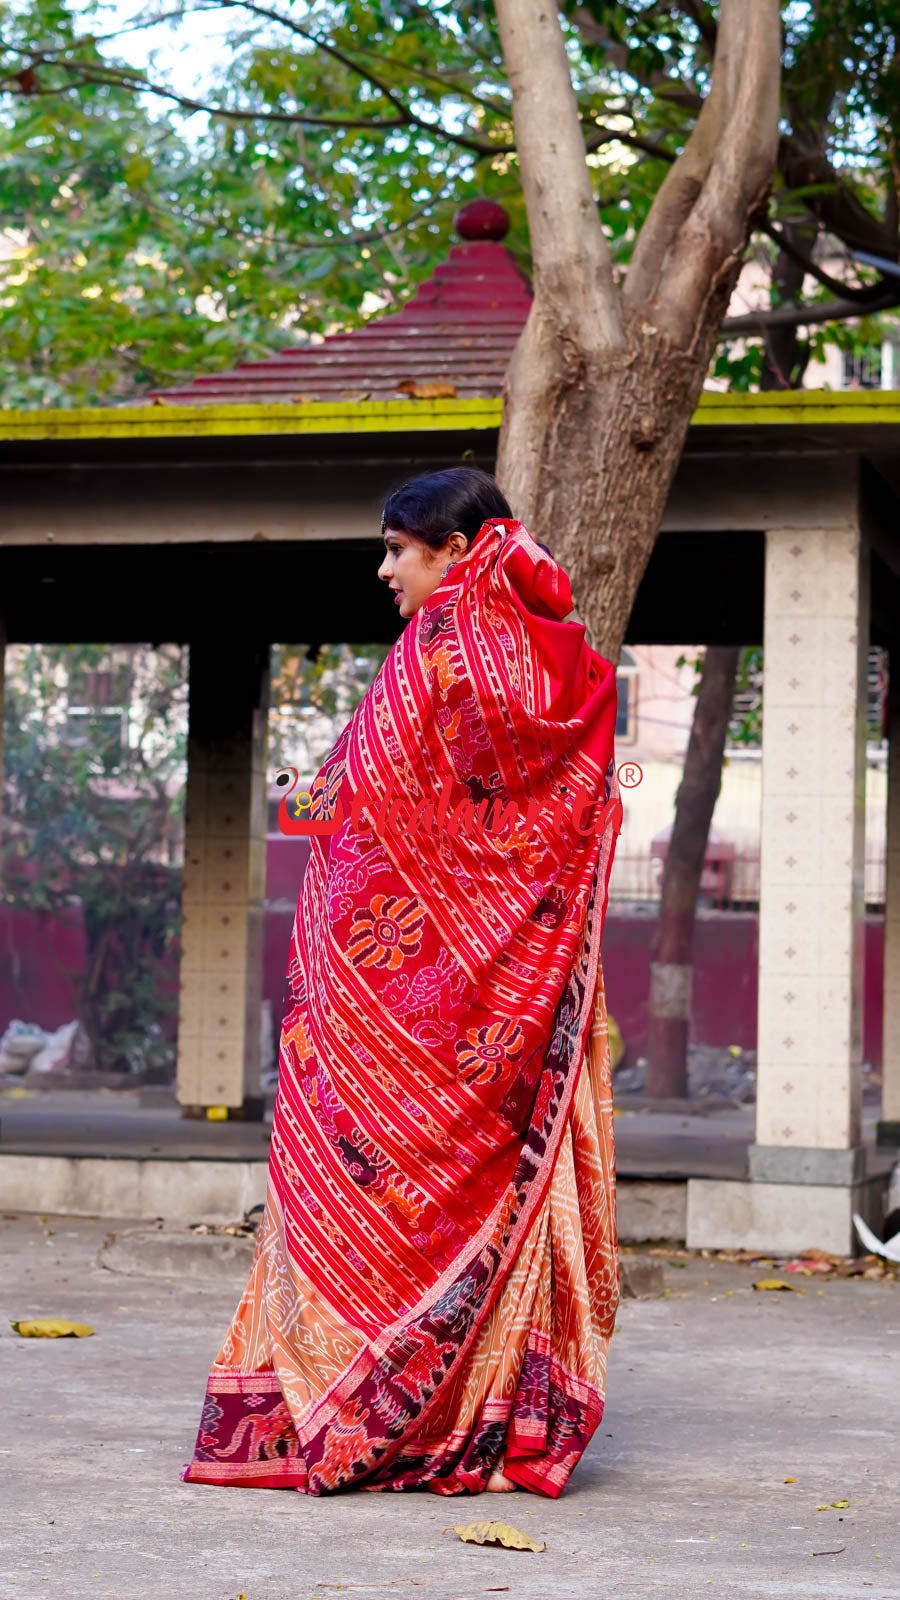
[454,198,510,242]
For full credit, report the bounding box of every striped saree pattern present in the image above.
[183,518,623,1497]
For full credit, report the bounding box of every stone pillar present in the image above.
[879,642,900,1145]
[751,523,867,1185]
[176,641,270,1116]
[688,519,879,1254]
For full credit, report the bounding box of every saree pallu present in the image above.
[183,517,624,1498]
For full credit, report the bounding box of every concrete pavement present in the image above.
[1,1213,898,1600]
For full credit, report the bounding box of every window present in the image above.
[727,656,763,749]
[616,648,639,743]
[843,346,882,390]
[868,645,888,742]
[67,667,130,707]
[722,646,886,750]
[64,664,130,771]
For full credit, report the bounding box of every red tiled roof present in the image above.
[152,205,532,406]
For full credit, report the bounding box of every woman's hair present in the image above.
[381,466,513,549]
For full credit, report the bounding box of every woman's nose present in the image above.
[377,555,390,581]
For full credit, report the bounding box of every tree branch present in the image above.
[493,0,622,350]
[7,69,656,174]
[5,40,668,170]
[777,134,900,262]
[17,59,416,131]
[139,178,468,258]
[624,25,732,312]
[762,219,893,304]
[628,0,781,347]
[584,122,678,163]
[720,293,900,335]
[215,0,517,155]
[219,0,432,125]
[346,36,511,120]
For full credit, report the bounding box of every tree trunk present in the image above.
[497,295,737,664]
[491,0,780,1101]
[493,0,782,664]
[645,646,740,1099]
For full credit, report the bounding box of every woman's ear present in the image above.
[447,530,468,559]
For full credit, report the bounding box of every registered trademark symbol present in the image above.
[617,761,643,788]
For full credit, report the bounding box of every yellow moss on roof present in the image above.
[0,388,898,442]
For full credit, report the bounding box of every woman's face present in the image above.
[378,526,467,620]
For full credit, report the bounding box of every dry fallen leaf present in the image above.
[784,1477,797,1484]
[446,1521,545,1553]
[753,1278,797,1292]
[11,1318,94,1338]
[831,1499,850,1509]
[396,378,458,399]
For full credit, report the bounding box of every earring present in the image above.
[441,559,457,580]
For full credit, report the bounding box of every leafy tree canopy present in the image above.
[2,0,900,404]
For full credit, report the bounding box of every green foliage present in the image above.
[0,0,528,403]
[2,643,187,1074]
[674,645,761,747]
[269,641,391,773]
[2,0,900,403]
[728,646,763,748]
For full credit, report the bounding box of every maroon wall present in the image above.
[0,836,887,1066]
[0,905,87,1029]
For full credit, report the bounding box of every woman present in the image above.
[183,467,623,1498]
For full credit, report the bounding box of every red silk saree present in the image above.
[183,518,623,1498]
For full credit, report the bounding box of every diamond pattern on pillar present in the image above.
[756,524,867,1152]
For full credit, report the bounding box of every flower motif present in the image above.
[347,893,425,971]
[456,1018,524,1084]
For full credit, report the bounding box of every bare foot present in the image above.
[485,1468,516,1492]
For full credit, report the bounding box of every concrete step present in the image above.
[99,1226,255,1284]
[0,1151,688,1243]
[97,1224,667,1297]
